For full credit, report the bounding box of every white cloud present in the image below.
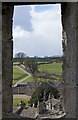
[13,4,62,57]
[13,5,33,31]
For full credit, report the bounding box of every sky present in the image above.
[13,4,62,58]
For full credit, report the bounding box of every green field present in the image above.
[13,98,30,107]
[13,66,28,84]
[24,76,49,82]
[13,63,62,84]
[24,63,62,82]
[38,63,62,75]
[13,62,20,65]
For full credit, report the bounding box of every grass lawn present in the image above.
[13,98,30,107]
[13,63,62,84]
[38,63,62,75]
[19,63,62,82]
[24,76,62,82]
[13,62,20,65]
[24,76,49,82]
[13,66,28,85]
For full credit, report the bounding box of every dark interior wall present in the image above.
[2,3,14,116]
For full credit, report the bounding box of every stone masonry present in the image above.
[2,3,14,117]
[0,1,78,119]
[61,3,77,118]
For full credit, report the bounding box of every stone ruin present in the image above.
[18,93,66,119]
[0,1,78,119]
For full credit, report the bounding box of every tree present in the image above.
[15,52,27,58]
[30,82,60,107]
[34,56,38,58]
[24,60,38,76]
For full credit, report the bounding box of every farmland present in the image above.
[24,76,49,82]
[38,63,62,75]
[13,62,62,84]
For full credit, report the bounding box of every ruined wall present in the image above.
[61,3,77,118]
[13,85,35,96]
[13,82,40,95]
[76,2,78,118]
[2,3,14,117]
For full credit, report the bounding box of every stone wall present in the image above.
[1,2,78,119]
[2,3,14,117]
[76,2,78,118]
[13,82,39,96]
[61,3,77,118]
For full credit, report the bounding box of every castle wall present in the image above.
[2,3,14,117]
[61,3,77,118]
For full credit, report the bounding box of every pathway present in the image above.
[13,66,31,87]
[13,94,31,100]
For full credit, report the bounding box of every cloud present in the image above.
[13,4,62,57]
[13,5,33,31]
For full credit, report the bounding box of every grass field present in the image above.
[38,63,62,75]
[13,66,28,84]
[13,98,30,107]
[24,76,49,82]
[13,62,20,65]
[13,63,62,84]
